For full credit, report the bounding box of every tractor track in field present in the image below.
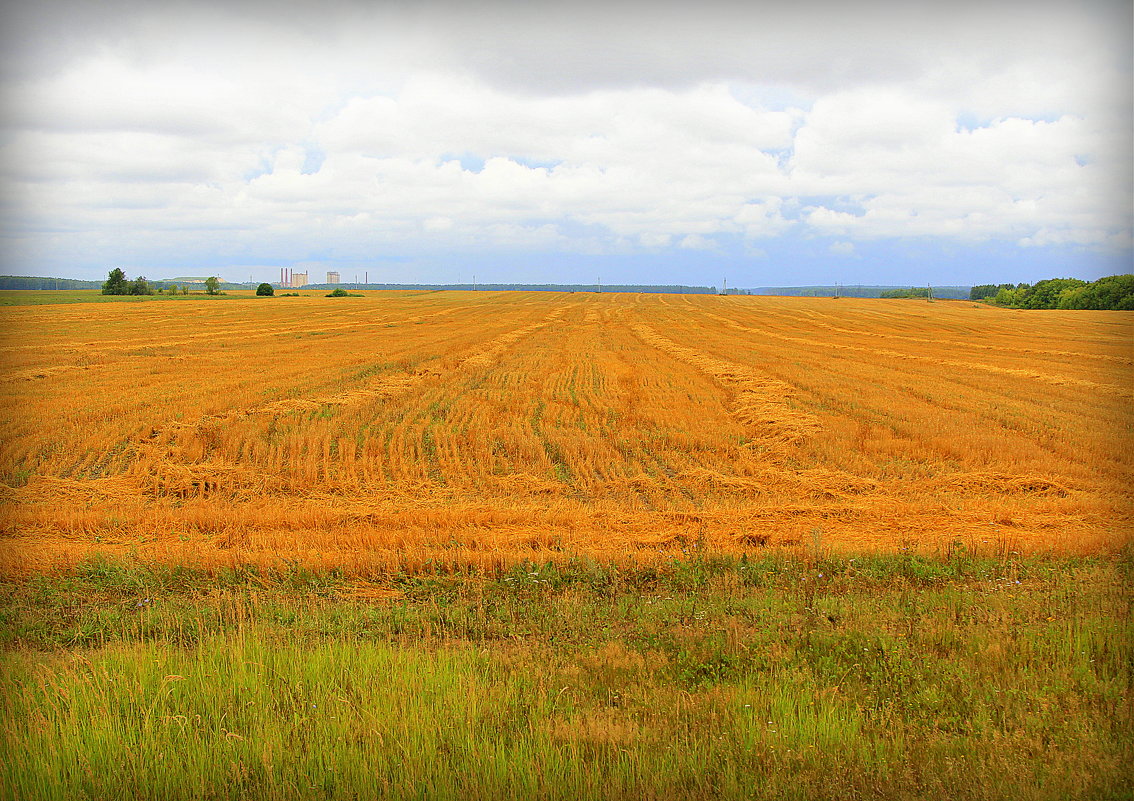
[697,310,1134,398]
[629,321,821,454]
[5,305,578,504]
[753,305,1134,366]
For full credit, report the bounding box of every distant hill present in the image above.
[0,276,104,290]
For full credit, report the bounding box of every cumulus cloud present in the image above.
[679,234,717,251]
[0,0,1129,282]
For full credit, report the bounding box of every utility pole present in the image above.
[473,274,476,291]
[597,276,601,293]
[722,277,727,296]
[928,283,934,302]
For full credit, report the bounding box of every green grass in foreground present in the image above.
[0,550,1130,800]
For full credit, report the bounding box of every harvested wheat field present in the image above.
[1,290,1131,575]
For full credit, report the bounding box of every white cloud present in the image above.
[679,234,717,251]
[0,0,1129,279]
[733,199,791,239]
[789,98,1129,246]
[423,216,454,232]
[829,241,855,256]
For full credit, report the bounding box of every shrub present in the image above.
[128,276,153,296]
[256,283,275,297]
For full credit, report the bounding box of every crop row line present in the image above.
[697,311,1133,398]
[629,322,821,455]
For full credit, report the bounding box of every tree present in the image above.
[993,287,1025,306]
[256,282,275,296]
[1058,274,1134,310]
[1019,278,1087,309]
[101,268,129,295]
[180,285,189,295]
[204,276,220,295]
[978,274,1132,310]
[326,287,350,297]
[128,276,153,295]
[1088,274,1134,310]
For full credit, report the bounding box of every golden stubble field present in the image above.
[0,290,1130,575]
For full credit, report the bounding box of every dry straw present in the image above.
[0,291,1129,576]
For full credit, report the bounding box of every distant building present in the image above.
[289,272,308,288]
[326,271,340,284]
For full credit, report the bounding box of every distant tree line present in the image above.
[969,283,1015,300]
[879,287,931,299]
[0,275,103,290]
[750,286,970,299]
[971,275,1134,310]
[298,283,719,294]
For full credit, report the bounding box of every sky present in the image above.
[1,0,1131,288]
